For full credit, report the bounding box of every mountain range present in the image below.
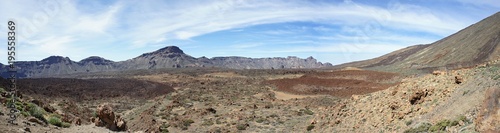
[3,11,500,78]
[0,46,331,78]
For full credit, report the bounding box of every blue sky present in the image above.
[0,0,498,65]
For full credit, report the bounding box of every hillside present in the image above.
[335,12,500,74]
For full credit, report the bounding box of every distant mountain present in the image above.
[1,46,331,78]
[335,11,500,74]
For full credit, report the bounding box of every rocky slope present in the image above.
[335,11,500,74]
[311,63,500,132]
[0,46,331,78]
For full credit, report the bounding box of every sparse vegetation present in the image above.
[92,110,97,118]
[404,123,431,133]
[27,103,47,122]
[160,123,170,133]
[256,118,266,123]
[202,119,214,126]
[462,90,470,95]
[182,119,194,127]
[300,108,314,115]
[458,115,469,123]
[236,124,248,130]
[405,116,467,133]
[307,124,315,131]
[46,113,71,128]
[405,120,413,126]
[429,119,454,132]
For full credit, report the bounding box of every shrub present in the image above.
[202,120,214,126]
[92,110,97,118]
[61,122,71,128]
[14,101,24,112]
[27,103,46,122]
[256,118,266,123]
[462,90,470,96]
[405,120,413,126]
[48,116,63,127]
[429,119,458,132]
[493,75,500,80]
[20,111,30,117]
[183,119,194,127]
[236,124,247,130]
[458,115,468,123]
[269,114,279,118]
[307,125,315,131]
[300,109,314,115]
[404,122,431,133]
[0,87,5,93]
[160,123,169,133]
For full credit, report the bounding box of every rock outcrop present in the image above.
[475,88,500,132]
[93,103,127,131]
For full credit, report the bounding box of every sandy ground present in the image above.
[270,90,321,100]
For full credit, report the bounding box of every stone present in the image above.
[432,70,445,75]
[94,103,127,131]
[455,75,463,84]
[27,117,45,126]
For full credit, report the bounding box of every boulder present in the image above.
[455,75,463,84]
[432,70,445,75]
[96,103,115,128]
[409,90,428,105]
[94,103,127,131]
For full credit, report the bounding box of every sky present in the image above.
[0,0,498,65]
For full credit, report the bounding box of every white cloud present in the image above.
[271,43,405,54]
[69,4,120,34]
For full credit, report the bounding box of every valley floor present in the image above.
[0,66,498,132]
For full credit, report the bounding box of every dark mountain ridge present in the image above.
[0,46,331,78]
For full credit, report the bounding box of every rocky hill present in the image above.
[335,11,500,74]
[0,46,331,78]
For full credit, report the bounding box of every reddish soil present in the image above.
[265,70,400,97]
[17,78,175,102]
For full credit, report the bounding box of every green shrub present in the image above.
[27,103,46,122]
[202,120,214,126]
[493,75,500,80]
[48,116,63,127]
[183,119,194,127]
[236,124,247,130]
[0,87,5,93]
[404,123,431,133]
[307,125,315,131]
[92,110,97,118]
[14,101,24,112]
[405,120,413,126]
[20,111,30,117]
[300,109,314,115]
[458,115,468,123]
[256,118,266,123]
[429,119,458,132]
[61,122,71,128]
[160,123,169,133]
[269,114,279,118]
